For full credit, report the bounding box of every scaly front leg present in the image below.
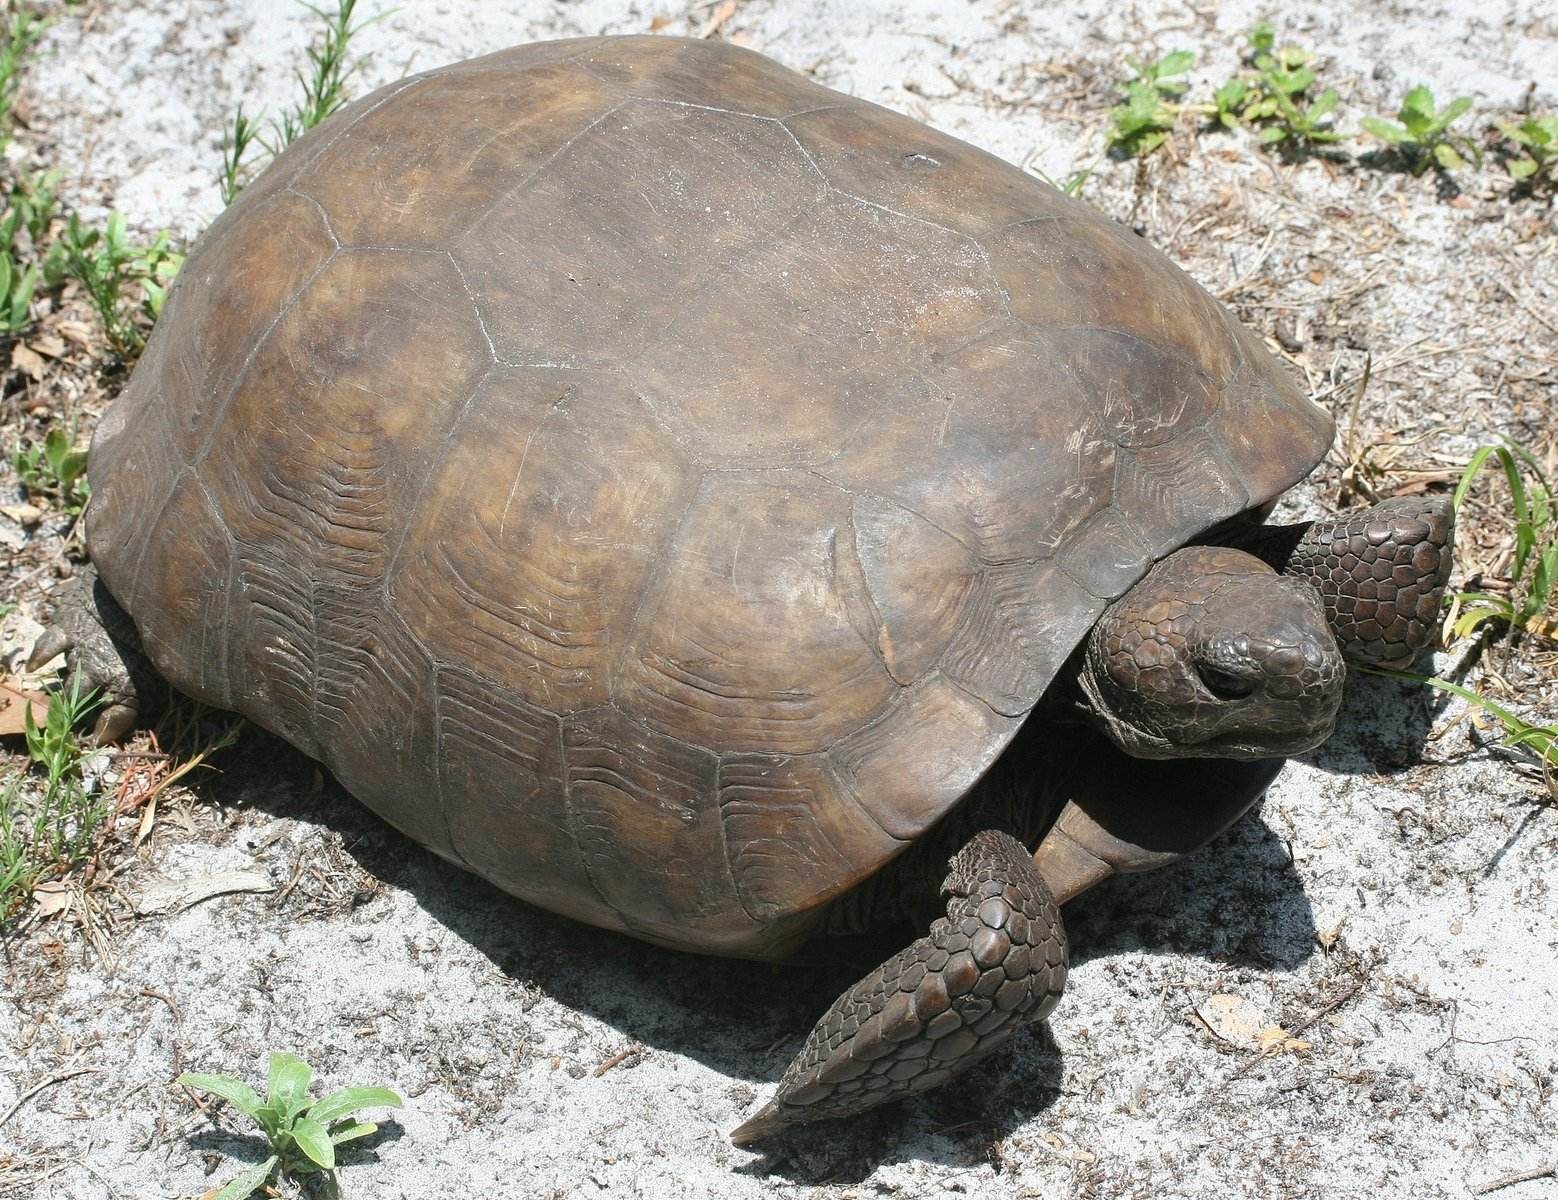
[730,830,1066,1145]
[1232,496,1454,668]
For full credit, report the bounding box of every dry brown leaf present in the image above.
[1257,1025,1313,1055]
[649,13,673,30]
[32,881,72,918]
[9,340,44,380]
[29,333,65,358]
[56,319,95,348]
[1317,919,1344,949]
[0,678,50,735]
[1039,1130,1098,1164]
[0,503,44,527]
[133,869,274,915]
[1196,993,1269,1048]
[698,0,737,38]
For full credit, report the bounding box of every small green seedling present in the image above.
[179,1052,402,1199]
[1207,29,1343,147]
[218,105,264,206]
[1362,85,1478,173]
[1247,43,1343,147]
[1209,78,1252,130]
[0,244,37,334]
[58,212,182,358]
[1443,439,1555,643]
[267,0,377,152]
[1498,115,1558,186]
[0,9,43,154]
[1245,20,1276,62]
[2,680,103,919]
[1107,49,1195,157]
[13,425,90,516]
[218,1,378,203]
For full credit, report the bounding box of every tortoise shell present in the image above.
[86,36,1333,958]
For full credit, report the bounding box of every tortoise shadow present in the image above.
[188,726,1317,1176]
[1298,662,1448,776]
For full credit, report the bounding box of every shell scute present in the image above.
[616,473,896,757]
[386,366,697,716]
[451,98,827,370]
[718,753,902,923]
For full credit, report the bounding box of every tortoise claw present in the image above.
[90,702,140,746]
[26,625,71,673]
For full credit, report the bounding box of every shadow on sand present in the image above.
[179,692,1373,1183]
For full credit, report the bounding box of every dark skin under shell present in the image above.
[86,36,1333,962]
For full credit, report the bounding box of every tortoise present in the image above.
[34,35,1454,1143]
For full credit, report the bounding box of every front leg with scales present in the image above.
[730,830,1067,1144]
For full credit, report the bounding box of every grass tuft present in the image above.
[0,679,102,920]
[220,0,380,204]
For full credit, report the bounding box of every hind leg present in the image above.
[1232,496,1454,668]
[28,566,156,743]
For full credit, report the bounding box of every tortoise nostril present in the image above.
[1196,663,1259,700]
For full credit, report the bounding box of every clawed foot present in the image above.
[730,830,1066,1145]
[26,567,153,743]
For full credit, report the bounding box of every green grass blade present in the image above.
[1368,669,1556,767]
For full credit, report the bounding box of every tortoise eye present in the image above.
[1196,663,1258,700]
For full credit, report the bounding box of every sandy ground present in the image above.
[2,1,1556,1197]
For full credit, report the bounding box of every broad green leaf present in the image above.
[1308,89,1338,120]
[1259,125,1288,143]
[1508,158,1538,180]
[59,448,87,485]
[1434,142,1466,170]
[176,1072,265,1119]
[0,252,11,300]
[329,1121,378,1146]
[1158,49,1194,76]
[307,1085,403,1126]
[253,1102,283,1139]
[1432,94,1473,133]
[291,1116,336,1170]
[1361,116,1407,142]
[1401,85,1435,120]
[267,1051,312,1114]
[213,1156,279,1200]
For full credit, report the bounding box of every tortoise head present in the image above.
[1076,545,1345,760]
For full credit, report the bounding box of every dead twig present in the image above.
[0,1067,102,1129]
[697,0,737,40]
[1475,1162,1558,1195]
[592,1045,643,1076]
